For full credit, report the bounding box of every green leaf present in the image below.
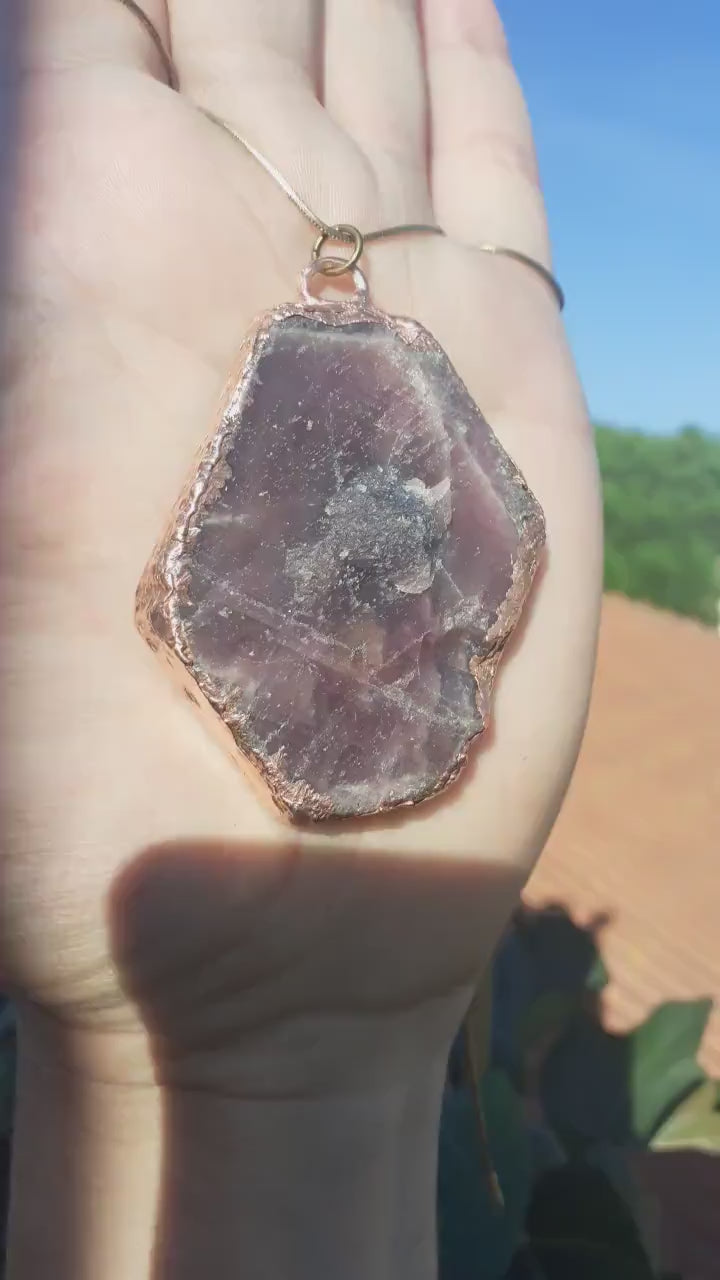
[630,998,712,1141]
[438,1070,531,1280]
[520,991,578,1060]
[585,953,609,994]
[650,1079,720,1153]
[539,1013,631,1153]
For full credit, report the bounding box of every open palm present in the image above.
[1,0,601,1092]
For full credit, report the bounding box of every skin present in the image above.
[1,2,603,1277]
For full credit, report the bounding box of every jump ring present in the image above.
[311,224,364,276]
[299,261,369,305]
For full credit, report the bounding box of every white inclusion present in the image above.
[306,419,314,431]
[203,511,253,526]
[436,564,464,601]
[404,475,450,504]
[395,563,435,594]
[385,403,429,463]
[403,476,452,535]
[325,407,342,486]
[377,632,425,674]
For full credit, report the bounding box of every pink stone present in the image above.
[136,297,545,820]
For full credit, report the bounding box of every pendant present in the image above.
[136,262,545,821]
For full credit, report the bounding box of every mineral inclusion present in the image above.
[136,298,545,820]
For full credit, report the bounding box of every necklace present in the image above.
[115,0,564,311]
[123,0,554,823]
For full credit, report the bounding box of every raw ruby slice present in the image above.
[137,299,545,820]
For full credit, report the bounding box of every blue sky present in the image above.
[499,0,720,433]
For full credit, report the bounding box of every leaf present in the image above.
[629,998,712,1142]
[539,1013,632,1153]
[438,1070,531,1280]
[526,1124,566,1180]
[519,991,578,1065]
[490,908,599,1083]
[650,1078,720,1153]
[585,953,609,993]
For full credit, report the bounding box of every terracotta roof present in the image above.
[524,593,720,1076]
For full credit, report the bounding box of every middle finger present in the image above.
[324,0,432,223]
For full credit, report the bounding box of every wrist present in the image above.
[159,1071,445,1280]
[8,1008,447,1280]
[7,1014,162,1280]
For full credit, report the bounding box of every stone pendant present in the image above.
[136,265,545,821]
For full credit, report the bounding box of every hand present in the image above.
[1,2,602,1277]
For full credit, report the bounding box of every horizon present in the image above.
[593,418,717,438]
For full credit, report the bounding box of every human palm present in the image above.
[1,0,601,1092]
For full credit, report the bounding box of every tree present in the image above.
[596,424,720,625]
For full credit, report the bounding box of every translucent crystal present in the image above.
[136,300,545,820]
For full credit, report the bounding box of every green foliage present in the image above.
[438,1069,532,1280]
[596,423,720,624]
[442,909,720,1280]
[536,992,714,1155]
[539,1013,631,1153]
[651,1079,720,1154]
[630,999,712,1142]
[584,953,609,994]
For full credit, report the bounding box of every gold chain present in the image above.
[114,0,564,308]
[200,108,446,277]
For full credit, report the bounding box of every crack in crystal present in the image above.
[190,591,475,735]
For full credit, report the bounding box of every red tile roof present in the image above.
[525,594,720,1076]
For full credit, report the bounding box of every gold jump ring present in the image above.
[312,224,365,277]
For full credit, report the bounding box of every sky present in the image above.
[499,0,720,433]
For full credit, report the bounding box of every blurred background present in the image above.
[444,5,719,1278]
[498,0,720,1074]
